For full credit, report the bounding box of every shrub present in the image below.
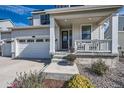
[63,74,95,88]
[8,71,45,88]
[91,59,109,76]
[64,54,76,65]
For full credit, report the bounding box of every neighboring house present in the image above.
[0,19,14,56]
[0,5,123,68]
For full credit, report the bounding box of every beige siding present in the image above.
[0,20,14,31]
[32,14,41,26]
[72,22,101,47]
[12,28,50,39]
[118,32,124,55]
[1,32,11,39]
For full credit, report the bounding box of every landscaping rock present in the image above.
[77,58,124,88]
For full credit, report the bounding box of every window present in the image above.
[36,39,43,42]
[45,39,50,42]
[82,25,91,40]
[19,40,25,43]
[6,41,11,43]
[27,39,34,43]
[40,14,50,25]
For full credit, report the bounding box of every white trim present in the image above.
[16,35,49,40]
[112,15,118,54]
[0,19,15,27]
[80,24,92,40]
[118,31,124,32]
[32,6,122,14]
[11,25,50,30]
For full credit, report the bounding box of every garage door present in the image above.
[2,41,11,57]
[17,38,50,59]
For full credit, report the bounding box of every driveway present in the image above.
[0,57,49,88]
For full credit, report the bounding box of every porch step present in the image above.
[52,58,67,62]
[54,52,70,55]
[53,55,67,59]
[52,52,69,63]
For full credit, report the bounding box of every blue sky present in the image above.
[0,5,124,27]
[0,5,54,26]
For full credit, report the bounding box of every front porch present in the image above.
[42,6,122,85]
[49,6,120,68]
[50,14,118,55]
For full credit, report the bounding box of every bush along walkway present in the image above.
[77,59,124,88]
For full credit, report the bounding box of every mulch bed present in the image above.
[43,79,66,88]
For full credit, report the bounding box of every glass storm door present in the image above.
[62,31,68,49]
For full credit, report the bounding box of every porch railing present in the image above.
[74,40,112,53]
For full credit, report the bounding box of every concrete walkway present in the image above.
[44,62,79,80]
[0,57,47,88]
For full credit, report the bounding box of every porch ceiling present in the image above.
[56,16,105,28]
[54,8,118,28]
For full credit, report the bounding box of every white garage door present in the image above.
[2,41,11,57]
[18,38,50,59]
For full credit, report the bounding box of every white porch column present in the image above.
[112,15,118,54]
[12,38,18,58]
[50,16,55,54]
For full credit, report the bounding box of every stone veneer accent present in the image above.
[76,53,119,68]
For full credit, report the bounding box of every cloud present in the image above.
[14,22,29,27]
[0,5,36,15]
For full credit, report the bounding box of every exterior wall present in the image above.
[76,55,118,68]
[118,16,124,56]
[32,14,41,26]
[0,20,14,31]
[118,16,124,31]
[11,28,50,39]
[11,28,50,58]
[72,22,102,48]
[1,32,11,39]
[118,32,124,56]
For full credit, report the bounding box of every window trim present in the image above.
[36,39,44,42]
[27,39,34,43]
[18,39,26,43]
[80,24,92,40]
[45,38,50,42]
[40,14,50,25]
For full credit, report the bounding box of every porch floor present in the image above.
[43,62,79,81]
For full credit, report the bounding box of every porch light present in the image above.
[64,19,68,22]
[88,18,92,20]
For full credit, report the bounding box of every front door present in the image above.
[62,31,68,49]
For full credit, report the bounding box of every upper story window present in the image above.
[82,25,91,40]
[40,14,50,25]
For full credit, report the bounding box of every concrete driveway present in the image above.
[0,57,49,88]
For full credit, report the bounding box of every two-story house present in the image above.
[0,5,122,68]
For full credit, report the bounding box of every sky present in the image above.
[0,5,54,26]
[0,5,124,27]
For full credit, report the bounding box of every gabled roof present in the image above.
[0,19,15,27]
